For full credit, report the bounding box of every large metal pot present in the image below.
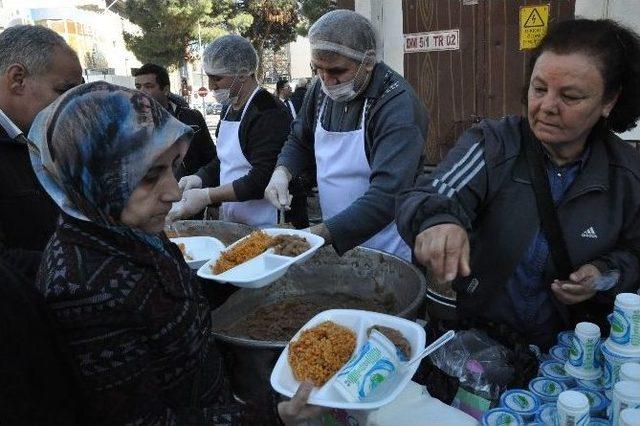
[210,246,427,404]
[169,219,255,245]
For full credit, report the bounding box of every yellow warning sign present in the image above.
[519,5,549,50]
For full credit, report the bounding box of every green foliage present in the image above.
[297,0,336,36]
[121,0,212,67]
[238,0,299,52]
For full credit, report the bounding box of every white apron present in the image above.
[217,87,277,227]
[313,99,411,260]
[285,99,297,119]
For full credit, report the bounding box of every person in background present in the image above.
[30,82,245,424]
[397,19,640,349]
[134,63,215,179]
[289,77,309,114]
[264,10,429,260]
[276,78,297,119]
[168,35,307,228]
[0,25,82,259]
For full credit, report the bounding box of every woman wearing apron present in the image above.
[168,35,298,228]
[264,10,429,261]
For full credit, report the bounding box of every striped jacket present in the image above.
[397,115,640,346]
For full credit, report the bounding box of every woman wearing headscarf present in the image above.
[28,82,242,425]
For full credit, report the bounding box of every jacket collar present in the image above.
[512,125,610,198]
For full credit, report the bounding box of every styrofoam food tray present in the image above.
[270,309,427,410]
[196,228,324,288]
[170,236,225,269]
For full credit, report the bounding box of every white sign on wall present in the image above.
[404,29,460,53]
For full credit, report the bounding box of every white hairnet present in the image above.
[203,34,258,76]
[309,10,377,62]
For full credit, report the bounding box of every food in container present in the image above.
[287,320,356,386]
[176,243,193,260]
[499,389,540,421]
[212,230,275,274]
[529,376,566,403]
[588,417,611,425]
[576,377,606,393]
[368,324,412,361]
[619,408,640,426]
[601,341,640,398]
[481,407,524,426]
[271,234,310,257]
[566,322,603,380]
[606,293,640,355]
[620,362,640,383]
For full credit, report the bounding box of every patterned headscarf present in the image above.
[28,82,193,230]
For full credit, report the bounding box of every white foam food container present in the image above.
[270,309,427,410]
[196,228,324,288]
[170,236,225,270]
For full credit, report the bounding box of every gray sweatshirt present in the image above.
[277,62,429,254]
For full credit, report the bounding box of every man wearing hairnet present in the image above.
[168,35,302,227]
[265,10,429,260]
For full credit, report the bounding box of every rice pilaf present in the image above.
[212,230,275,274]
[288,321,356,386]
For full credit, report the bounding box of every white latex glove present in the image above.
[178,175,203,192]
[166,188,211,222]
[265,167,293,209]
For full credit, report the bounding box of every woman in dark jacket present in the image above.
[28,82,241,424]
[398,19,640,348]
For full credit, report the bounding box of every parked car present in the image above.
[206,102,222,115]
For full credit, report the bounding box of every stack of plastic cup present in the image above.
[565,322,603,381]
[603,294,640,399]
[610,381,640,425]
[557,390,590,426]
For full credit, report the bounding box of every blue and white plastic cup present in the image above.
[619,408,640,426]
[611,381,640,426]
[573,387,609,417]
[557,390,590,426]
[529,377,566,403]
[540,360,577,388]
[559,331,576,348]
[550,345,570,363]
[601,341,640,399]
[566,322,603,381]
[535,402,558,425]
[481,407,524,426]
[500,389,541,421]
[620,362,640,383]
[607,293,640,356]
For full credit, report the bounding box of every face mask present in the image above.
[213,88,230,104]
[213,76,243,105]
[321,79,357,103]
[320,55,372,103]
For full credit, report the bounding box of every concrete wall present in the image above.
[575,0,640,140]
[354,0,404,75]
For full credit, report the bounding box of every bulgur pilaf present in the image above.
[212,231,275,274]
[288,321,356,386]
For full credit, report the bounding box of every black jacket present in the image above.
[289,86,307,114]
[0,127,59,251]
[0,256,79,424]
[398,116,640,347]
[172,103,216,180]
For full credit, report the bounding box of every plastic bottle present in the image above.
[557,390,590,426]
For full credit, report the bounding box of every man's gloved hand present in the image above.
[166,188,211,222]
[265,166,293,210]
[178,175,203,192]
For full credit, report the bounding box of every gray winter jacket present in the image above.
[397,115,640,342]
